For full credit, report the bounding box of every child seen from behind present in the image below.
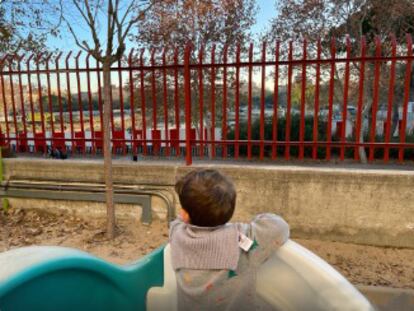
[170,169,289,311]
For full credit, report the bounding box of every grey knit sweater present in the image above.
[169,213,290,311]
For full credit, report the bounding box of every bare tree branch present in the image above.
[71,0,95,30]
[60,12,89,53]
[105,0,115,60]
[119,0,137,27]
[84,0,102,53]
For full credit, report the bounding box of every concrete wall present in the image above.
[3,158,414,248]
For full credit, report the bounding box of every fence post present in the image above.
[184,43,192,165]
[399,34,413,162]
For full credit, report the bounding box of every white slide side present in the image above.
[147,241,375,311]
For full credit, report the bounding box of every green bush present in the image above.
[226,116,414,161]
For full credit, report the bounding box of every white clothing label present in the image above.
[238,232,253,252]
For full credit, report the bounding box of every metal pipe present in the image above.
[0,181,176,224]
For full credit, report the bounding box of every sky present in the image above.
[43,1,279,93]
[252,0,277,35]
[47,0,278,52]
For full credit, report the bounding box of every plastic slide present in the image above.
[0,241,375,311]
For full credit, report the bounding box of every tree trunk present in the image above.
[358,102,372,164]
[358,126,367,164]
[103,61,115,239]
[391,101,400,138]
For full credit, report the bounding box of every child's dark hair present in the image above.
[175,169,236,227]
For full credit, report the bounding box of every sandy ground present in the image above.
[1,207,413,289]
[0,207,168,264]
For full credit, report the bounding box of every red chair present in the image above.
[112,130,126,154]
[336,121,343,138]
[182,128,197,145]
[132,130,143,154]
[34,132,46,153]
[0,128,7,147]
[151,129,161,155]
[74,131,86,153]
[169,129,180,155]
[190,128,196,145]
[0,133,6,147]
[94,131,103,152]
[17,132,28,152]
[52,132,66,152]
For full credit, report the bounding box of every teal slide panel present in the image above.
[0,246,164,311]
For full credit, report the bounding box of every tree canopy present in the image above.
[0,0,57,55]
[133,0,257,52]
[267,0,414,45]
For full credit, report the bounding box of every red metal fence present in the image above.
[0,35,413,164]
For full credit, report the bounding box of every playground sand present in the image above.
[0,207,168,264]
[1,207,413,290]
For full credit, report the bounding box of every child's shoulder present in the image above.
[234,213,290,243]
[233,213,288,228]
